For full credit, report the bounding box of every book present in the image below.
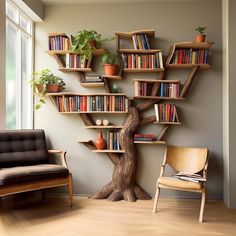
[154,104,159,122]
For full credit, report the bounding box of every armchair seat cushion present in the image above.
[0,164,69,186]
[158,177,202,191]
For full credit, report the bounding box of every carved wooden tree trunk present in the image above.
[90,104,151,201]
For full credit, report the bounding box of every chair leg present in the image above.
[199,188,206,223]
[68,174,73,207]
[153,186,160,213]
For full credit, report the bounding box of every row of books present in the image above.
[171,49,208,64]
[132,33,150,50]
[65,53,92,69]
[48,34,70,51]
[159,83,180,98]
[103,131,121,150]
[121,52,163,69]
[172,172,206,183]
[154,104,179,123]
[134,81,153,96]
[54,95,129,112]
[134,81,180,97]
[134,134,156,142]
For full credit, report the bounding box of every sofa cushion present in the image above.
[0,164,69,186]
[0,129,49,168]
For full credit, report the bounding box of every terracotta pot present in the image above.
[95,132,106,150]
[104,64,117,76]
[195,34,206,43]
[37,84,62,93]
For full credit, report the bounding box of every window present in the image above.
[6,0,33,129]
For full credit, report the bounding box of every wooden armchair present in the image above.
[152,146,209,222]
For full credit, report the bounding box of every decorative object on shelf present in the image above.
[101,52,118,76]
[29,69,66,110]
[195,26,206,43]
[112,84,119,93]
[96,119,102,126]
[95,132,106,150]
[102,119,109,126]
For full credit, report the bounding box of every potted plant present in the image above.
[71,30,101,66]
[101,52,118,76]
[195,26,206,43]
[71,30,115,67]
[30,69,66,109]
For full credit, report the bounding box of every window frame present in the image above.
[5,0,34,129]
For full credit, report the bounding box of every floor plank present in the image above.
[0,195,236,236]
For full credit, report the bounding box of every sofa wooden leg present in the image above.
[68,174,73,207]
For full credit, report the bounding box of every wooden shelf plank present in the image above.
[134,96,185,100]
[80,82,104,88]
[84,126,124,129]
[102,75,123,80]
[134,140,166,144]
[154,122,181,125]
[167,64,210,69]
[58,111,129,114]
[133,79,180,83]
[174,41,213,49]
[123,68,164,73]
[115,30,155,38]
[119,49,161,54]
[92,150,125,153]
[46,92,127,96]
[46,48,107,56]
[59,67,92,72]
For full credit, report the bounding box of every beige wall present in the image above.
[35,1,222,199]
[0,0,6,129]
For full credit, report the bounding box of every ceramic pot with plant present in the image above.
[101,52,118,76]
[29,69,66,109]
[71,30,101,66]
[71,30,115,67]
[195,26,206,43]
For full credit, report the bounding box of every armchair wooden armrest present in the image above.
[48,150,68,168]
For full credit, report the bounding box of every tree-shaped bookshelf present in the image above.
[46,30,213,202]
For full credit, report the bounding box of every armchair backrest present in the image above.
[164,146,208,174]
[0,129,49,168]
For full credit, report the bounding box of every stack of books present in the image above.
[134,134,156,142]
[82,74,103,83]
[172,172,206,183]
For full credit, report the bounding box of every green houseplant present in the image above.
[195,26,207,43]
[71,30,115,66]
[101,52,118,76]
[30,69,66,109]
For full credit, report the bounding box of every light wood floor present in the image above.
[0,194,236,236]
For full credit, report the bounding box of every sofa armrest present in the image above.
[48,150,68,168]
